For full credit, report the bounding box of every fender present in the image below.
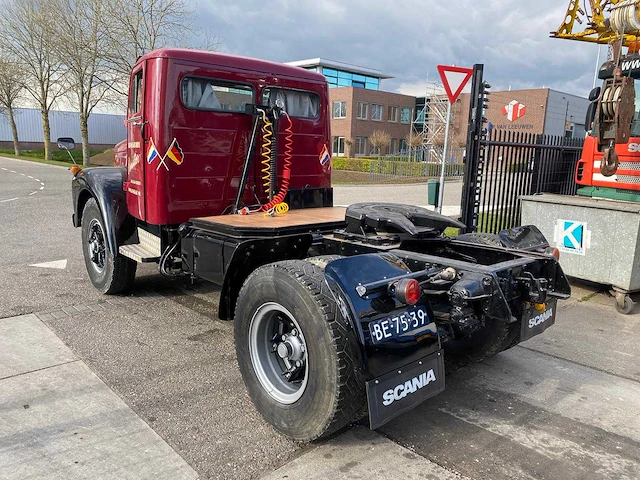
[323,253,441,379]
[71,166,130,255]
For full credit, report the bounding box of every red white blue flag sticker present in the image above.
[319,144,330,165]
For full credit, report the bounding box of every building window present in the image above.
[333,100,347,119]
[332,136,345,156]
[400,108,411,124]
[399,139,407,152]
[390,138,397,154]
[372,104,383,121]
[388,106,398,123]
[321,67,380,90]
[355,137,368,156]
[357,102,368,120]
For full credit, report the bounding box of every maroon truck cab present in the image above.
[117,48,332,226]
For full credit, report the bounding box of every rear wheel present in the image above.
[234,260,365,441]
[81,198,136,294]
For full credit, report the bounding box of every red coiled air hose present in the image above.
[261,112,293,212]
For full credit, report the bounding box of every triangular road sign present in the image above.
[437,65,473,104]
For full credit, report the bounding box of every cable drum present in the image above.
[611,0,640,34]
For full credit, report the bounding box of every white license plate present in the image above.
[369,306,430,344]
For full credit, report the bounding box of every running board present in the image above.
[119,244,160,263]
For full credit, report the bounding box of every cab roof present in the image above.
[136,48,327,83]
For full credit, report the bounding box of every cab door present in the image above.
[125,65,146,220]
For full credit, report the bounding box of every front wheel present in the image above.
[234,260,365,441]
[81,198,136,294]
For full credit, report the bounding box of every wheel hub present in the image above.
[87,219,106,272]
[249,303,309,404]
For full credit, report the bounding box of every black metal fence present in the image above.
[474,130,583,233]
[461,63,585,234]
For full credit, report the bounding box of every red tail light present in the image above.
[395,278,421,305]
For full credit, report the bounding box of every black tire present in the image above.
[234,260,365,441]
[615,295,635,315]
[455,232,503,246]
[81,198,137,294]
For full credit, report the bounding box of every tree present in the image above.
[369,130,391,159]
[405,131,423,162]
[50,0,116,165]
[344,138,353,158]
[0,0,65,161]
[105,0,221,97]
[0,57,26,155]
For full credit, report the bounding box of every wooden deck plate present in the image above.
[191,207,347,236]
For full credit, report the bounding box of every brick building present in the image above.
[287,58,415,157]
[417,88,590,149]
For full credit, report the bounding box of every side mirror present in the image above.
[588,87,601,102]
[57,137,76,150]
[585,102,597,132]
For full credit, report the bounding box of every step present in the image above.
[119,244,160,263]
[138,228,161,256]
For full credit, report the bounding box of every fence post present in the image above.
[460,64,485,232]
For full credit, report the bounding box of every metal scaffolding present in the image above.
[411,82,455,163]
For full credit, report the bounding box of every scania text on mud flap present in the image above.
[70,48,571,442]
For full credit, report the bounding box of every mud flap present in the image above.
[521,298,557,342]
[366,350,445,430]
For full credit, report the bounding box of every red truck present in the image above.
[71,48,570,441]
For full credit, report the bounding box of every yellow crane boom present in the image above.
[551,0,640,46]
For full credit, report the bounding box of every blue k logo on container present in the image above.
[555,219,589,255]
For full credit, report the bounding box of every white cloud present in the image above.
[190,0,602,97]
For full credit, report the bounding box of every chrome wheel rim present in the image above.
[248,302,309,404]
[87,218,106,273]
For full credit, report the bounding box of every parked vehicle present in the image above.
[71,48,570,441]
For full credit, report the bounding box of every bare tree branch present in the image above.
[0,56,26,155]
[0,0,66,160]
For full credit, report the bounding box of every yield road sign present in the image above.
[437,65,473,103]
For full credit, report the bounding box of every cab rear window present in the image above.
[181,77,253,112]
[262,88,320,119]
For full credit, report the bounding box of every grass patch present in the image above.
[0,148,106,168]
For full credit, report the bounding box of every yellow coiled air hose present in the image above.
[260,110,273,196]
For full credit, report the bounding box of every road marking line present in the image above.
[20,173,25,176]
[29,191,38,196]
[39,186,44,190]
[28,175,33,179]
[1,167,6,170]
[40,182,44,186]
[29,259,68,270]
[10,170,15,173]
[0,197,18,203]
[34,178,40,182]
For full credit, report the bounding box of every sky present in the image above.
[193,0,602,97]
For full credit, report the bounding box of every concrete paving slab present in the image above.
[0,361,198,480]
[260,426,467,480]
[524,300,640,383]
[0,314,77,379]
[382,345,640,480]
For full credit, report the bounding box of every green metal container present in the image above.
[427,179,439,206]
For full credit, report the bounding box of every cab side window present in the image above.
[181,77,253,112]
[129,70,143,116]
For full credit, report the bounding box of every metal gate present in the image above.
[461,65,585,233]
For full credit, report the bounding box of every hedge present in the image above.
[332,157,465,177]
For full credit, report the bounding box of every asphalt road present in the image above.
[1,156,639,480]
